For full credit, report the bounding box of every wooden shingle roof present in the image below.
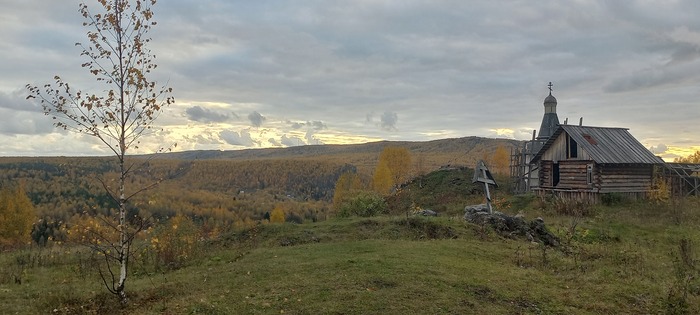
[532,125,664,164]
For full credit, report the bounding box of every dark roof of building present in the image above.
[537,113,560,140]
[532,125,664,164]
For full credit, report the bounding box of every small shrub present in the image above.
[667,238,700,314]
[549,197,595,217]
[150,215,200,270]
[337,191,388,217]
[285,213,304,224]
[648,175,671,204]
[395,217,457,240]
[571,228,620,244]
[492,196,511,212]
[601,193,626,206]
[511,193,536,210]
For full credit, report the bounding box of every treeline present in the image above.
[173,159,356,200]
[0,141,520,248]
[674,150,700,164]
[0,157,355,245]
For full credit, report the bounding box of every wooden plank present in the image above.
[601,179,651,185]
[600,183,650,189]
[600,170,652,176]
[604,174,652,178]
[599,187,648,193]
[600,178,650,183]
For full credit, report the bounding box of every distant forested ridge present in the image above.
[0,137,519,243]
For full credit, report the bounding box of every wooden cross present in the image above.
[472,160,498,214]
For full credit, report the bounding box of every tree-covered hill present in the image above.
[0,136,517,222]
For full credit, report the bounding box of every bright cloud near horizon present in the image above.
[1,1,699,161]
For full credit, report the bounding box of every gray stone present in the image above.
[463,204,559,246]
[416,209,438,217]
[464,204,489,213]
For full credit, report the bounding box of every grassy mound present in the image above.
[386,167,510,216]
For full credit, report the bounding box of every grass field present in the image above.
[1,197,700,314]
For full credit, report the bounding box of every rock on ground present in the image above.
[464,204,559,246]
[416,209,438,217]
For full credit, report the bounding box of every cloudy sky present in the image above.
[1,0,699,160]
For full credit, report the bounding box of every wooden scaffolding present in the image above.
[510,135,545,194]
[663,163,700,197]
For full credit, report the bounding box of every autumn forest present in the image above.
[0,137,516,249]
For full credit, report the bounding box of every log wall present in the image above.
[598,164,653,193]
[536,161,654,202]
[556,161,594,190]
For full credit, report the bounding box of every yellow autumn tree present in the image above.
[675,150,700,163]
[492,145,510,175]
[67,214,120,250]
[333,171,364,210]
[0,185,36,248]
[270,204,286,223]
[373,146,412,194]
[150,215,199,270]
[373,159,394,195]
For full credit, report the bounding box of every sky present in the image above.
[1,0,699,160]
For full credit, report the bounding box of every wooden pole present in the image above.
[481,166,493,213]
[484,180,493,214]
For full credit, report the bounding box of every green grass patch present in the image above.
[2,202,700,314]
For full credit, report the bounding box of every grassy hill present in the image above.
[146,136,521,174]
[0,136,518,230]
[2,138,699,313]
[1,165,699,314]
[2,197,699,314]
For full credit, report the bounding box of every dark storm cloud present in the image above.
[309,120,327,130]
[291,122,303,129]
[185,106,236,123]
[248,111,266,127]
[0,90,42,112]
[288,120,327,130]
[0,91,60,135]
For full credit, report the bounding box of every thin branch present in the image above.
[96,256,118,295]
[96,176,119,205]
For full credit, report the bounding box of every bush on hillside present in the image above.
[337,191,388,217]
[150,215,199,270]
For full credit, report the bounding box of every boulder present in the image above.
[463,204,559,246]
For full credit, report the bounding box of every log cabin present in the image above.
[530,124,664,202]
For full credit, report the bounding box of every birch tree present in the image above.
[26,0,172,303]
